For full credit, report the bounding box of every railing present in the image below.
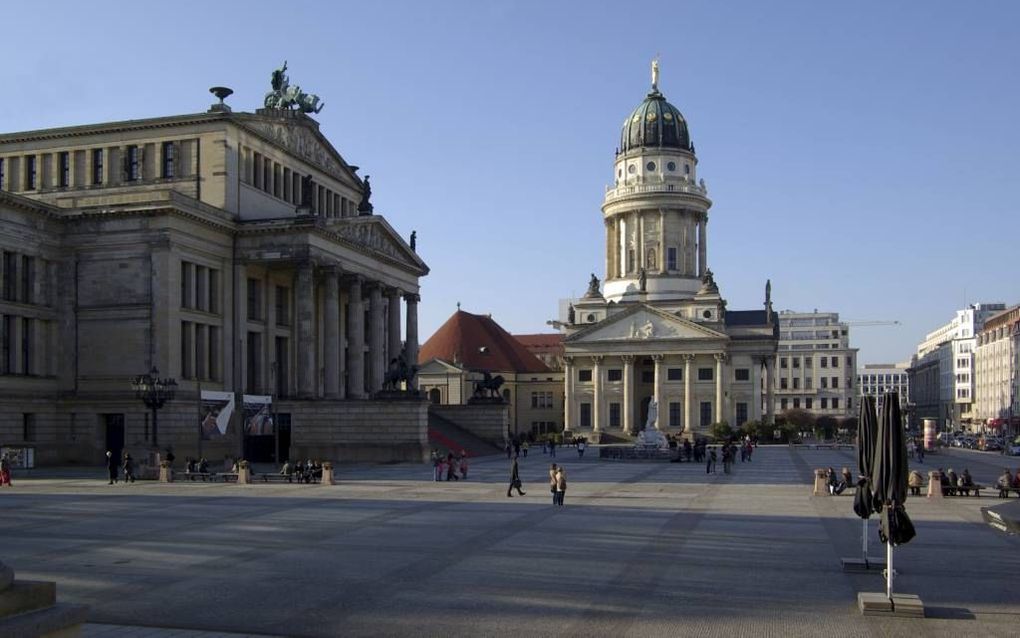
[604,181,707,203]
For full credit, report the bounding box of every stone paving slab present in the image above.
[2,447,1019,637]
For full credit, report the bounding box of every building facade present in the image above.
[773,311,858,418]
[857,362,910,415]
[417,311,563,437]
[0,77,429,465]
[910,303,1004,428]
[973,305,1020,429]
[555,64,778,439]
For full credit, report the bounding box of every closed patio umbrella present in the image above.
[871,391,915,599]
[852,396,879,565]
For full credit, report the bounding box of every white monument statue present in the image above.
[636,399,670,450]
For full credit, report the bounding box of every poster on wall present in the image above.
[200,391,235,440]
[244,395,274,436]
[1,447,34,469]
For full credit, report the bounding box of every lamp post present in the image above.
[132,367,177,449]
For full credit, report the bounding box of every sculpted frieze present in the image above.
[334,222,403,261]
[245,120,345,181]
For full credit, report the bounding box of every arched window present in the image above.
[428,388,441,405]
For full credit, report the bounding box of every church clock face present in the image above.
[703,310,712,319]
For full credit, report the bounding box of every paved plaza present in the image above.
[2,446,1019,637]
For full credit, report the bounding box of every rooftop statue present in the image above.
[264,61,325,114]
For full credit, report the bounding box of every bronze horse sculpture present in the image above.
[472,371,505,398]
[383,352,418,391]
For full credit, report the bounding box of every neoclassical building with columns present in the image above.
[556,65,778,439]
[0,75,428,464]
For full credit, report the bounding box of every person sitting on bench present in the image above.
[198,458,209,474]
[958,468,974,496]
[946,468,959,496]
[997,469,1013,498]
[908,470,924,496]
[827,467,847,495]
[280,460,293,482]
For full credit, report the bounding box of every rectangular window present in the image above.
[805,357,813,368]
[0,158,5,189]
[609,402,621,427]
[275,286,290,326]
[263,160,271,194]
[736,402,748,426]
[832,398,840,410]
[580,402,592,428]
[58,152,70,187]
[793,377,800,389]
[821,377,828,389]
[607,368,622,382]
[821,398,828,409]
[780,357,788,369]
[127,146,140,181]
[700,401,713,426]
[831,376,838,388]
[669,402,681,427]
[793,398,800,409]
[792,357,800,369]
[275,336,288,397]
[25,155,36,190]
[283,168,292,201]
[781,398,788,410]
[246,331,261,393]
[21,318,31,374]
[780,378,788,390]
[2,315,14,374]
[181,321,193,379]
[253,153,263,189]
[805,378,812,389]
[531,392,540,409]
[20,256,33,304]
[208,269,219,314]
[181,262,193,308]
[578,369,592,382]
[806,398,813,410]
[2,252,15,301]
[667,367,682,381]
[734,368,749,381]
[162,142,176,178]
[195,266,207,312]
[820,357,828,368]
[698,367,713,381]
[846,356,852,366]
[22,413,35,441]
[92,149,104,184]
[667,247,677,271]
[208,325,220,381]
[247,278,262,321]
[195,324,207,380]
[831,356,839,368]
[847,397,852,410]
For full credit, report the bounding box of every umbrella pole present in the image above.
[862,518,868,564]
[886,541,893,600]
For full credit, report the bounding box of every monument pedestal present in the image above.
[927,471,943,499]
[0,561,87,637]
[858,592,924,617]
[238,466,252,484]
[813,469,828,496]
[321,465,335,485]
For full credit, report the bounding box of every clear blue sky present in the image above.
[4,1,1018,365]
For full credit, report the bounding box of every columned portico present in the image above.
[652,354,664,430]
[404,293,420,380]
[765,355,776,425]
[322,266,341,399]
[591,355,603,432]
[368,283,385,393]
[698,216,707,277]
[683,353,694,435]
[387,288,402,365]
[346,275,365,399]
[622,355,635,434]
[563,356,575,430]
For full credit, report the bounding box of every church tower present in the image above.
[602,60,711,303]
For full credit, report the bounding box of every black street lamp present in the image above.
[132,367,177,448]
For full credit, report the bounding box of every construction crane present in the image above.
[845,320,901,327]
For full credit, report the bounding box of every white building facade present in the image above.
[857,362,910,414]
[973,305,1020,429]
[773,311,858,418]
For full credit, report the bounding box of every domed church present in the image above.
[555,62,778,438]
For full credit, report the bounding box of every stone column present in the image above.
[715,353,726,425]
[296,262,315,398]
[683,354,694,435]
[404,293,420,376]
[765,356,776,426]
[752,356,764,422]
[368,283,385,394]
[387,287,402,365]
[604,218,613,283]
[658,209,667,274]
[592,355,603,433]
[323,267,340,399]
[563,356,574,431]
[622,355,634,434]
[346,275,365,399]
[698,216,707,277]
[638,213,645,273]
[652,354,665,430]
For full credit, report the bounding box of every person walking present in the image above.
[522,440,529,458]
[706,447,717,474]
[549,463,558,505]
[507,455,526,497]
[122,453,136,484]
[549,439,556,458]
[0,454,12,486]
[106,450,118,484]
[554,466,567,506]
[577,440,586,459]
[432,450,442,482]
[445,453,460,481]
[459,451,469,480]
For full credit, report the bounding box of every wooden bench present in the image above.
[220,473,239,483]
[996,486,1020,498]
[911,482,988,497]
[257,473,298,483]
[180,472,216,482]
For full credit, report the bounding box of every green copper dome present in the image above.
[619,89,692,155]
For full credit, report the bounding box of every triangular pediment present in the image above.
[235,114,362,189]
[330,217,428,274]
[418,358,466,375]
[566,304,728,344]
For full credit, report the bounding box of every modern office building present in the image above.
[773,311,858,418]
[973,304,1020,430]
[857,362,910,414]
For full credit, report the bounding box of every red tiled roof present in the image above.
[513,333,564,356]
[419,311,550,373]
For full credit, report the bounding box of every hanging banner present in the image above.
[200,391,234,440]
[244,395,274,436]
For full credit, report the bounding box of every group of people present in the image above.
[826,466,854,495]
[184,457,211,474]
[431,450,469,481]
[105,450,138,484]
[280,459,324,483]
[997,468,1020,498]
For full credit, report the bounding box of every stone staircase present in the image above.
[427,411,504,457]
[0,561,87,637]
